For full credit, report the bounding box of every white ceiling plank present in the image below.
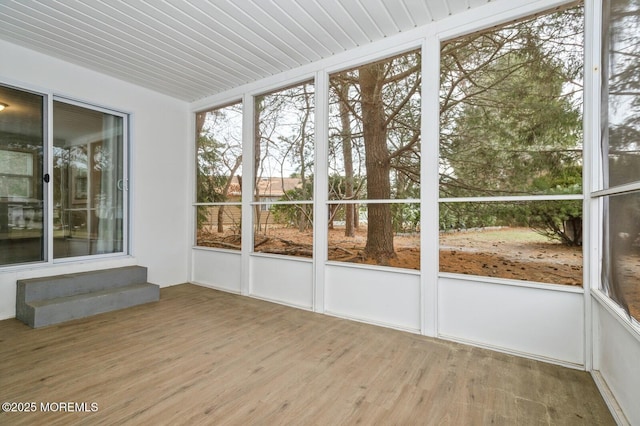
[446,0,471,15]
[292,0,358,51]
[383,0,419,30]
[402,0,435,24]
[217,0,314,66]
[350,0,387,39]
[318,0,372,46]
[260,0,333,59]
[0,20,209,100]
[383,0,417,32]
[206,0,308,68]
[0,0,505,101]
[360,0,401,34]
[161,0,283,75]
[423,0,450,20]
[180,0,295,71]
[26,0,247,88]
[85,0,250,84]
[468,0,491,7]
[123,0,268,82]
[272,0,345,55]
[0,6,220,92]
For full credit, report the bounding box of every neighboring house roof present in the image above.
[256,177,302,197]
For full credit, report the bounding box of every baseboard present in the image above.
[591,370,629,426]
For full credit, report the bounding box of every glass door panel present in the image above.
[0,85,45,265]
[53,100,124,258]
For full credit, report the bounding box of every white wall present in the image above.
[192,249,242,293]
[439,277,585,365]
[0,39,190,319]
[325,264,421,332]
[250,255,313,310]
[594,298,640,425]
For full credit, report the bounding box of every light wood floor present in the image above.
[0,284,614,425]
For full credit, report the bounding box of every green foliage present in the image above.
[391,203,420,233]
[439,6,584,245]
[270,179,314,230]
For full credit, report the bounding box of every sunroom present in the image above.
[0,0,638,424]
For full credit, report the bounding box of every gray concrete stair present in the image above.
[16,266,159,328]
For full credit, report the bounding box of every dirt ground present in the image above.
[439,228,583,286]
[199,226,640,319]
[200,226,582,284]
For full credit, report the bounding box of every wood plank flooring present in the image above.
[0,284,614,425]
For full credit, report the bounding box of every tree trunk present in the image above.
[254,101,263,233]
[217,158,241,233]
[338,82,356,237]
[298,85,311,232]
[359,63,396,263]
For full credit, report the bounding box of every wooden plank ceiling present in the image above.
[0,0,491,101]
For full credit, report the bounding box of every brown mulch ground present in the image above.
[198,226,640,318]
[199,226,583,283]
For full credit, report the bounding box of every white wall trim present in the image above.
[591,370,631,426]
[440,333,586,370]
[324,310,421,334]
[439,272,585,293]
[190,280,242,295]
[592,290,640,344]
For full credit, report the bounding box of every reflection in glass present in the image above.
[603,0,640,188]
[0,85,45,265]
[253,203,313,258]
[328,203,420,270]
[439,6,583,197]
[196,205,242,250]
[602,191,640,322]
[439,201,583,286]
[53,101,124,258]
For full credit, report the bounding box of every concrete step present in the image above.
[22,283,160,328]
[15,266,159,328]
[17,266,148,303]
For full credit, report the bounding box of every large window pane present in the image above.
[253,203,313,258]
[602,192,640,321]
[0,85,45,265]
[600,0,640,322]
[603,0,640,188]
[53,101,124,258]
[328,203,420,270]
[328,50,421,268]
[253,82,314,258]
[196,205,242,250]
[439,6,584,197]
[440,201,583,286]
[195,102,243,249]
[196,103,243,203]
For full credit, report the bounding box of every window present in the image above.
[599,0,640,322]
[253,81,314,258]
[1,85,129,266]
[439,5,584,285]
[0,85,45,265]
[195,101,243,250]
[328,50,421,270]
[52,100,126,258]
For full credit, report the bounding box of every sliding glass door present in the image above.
[52,100,125,258]
[0,84,128,266]
[0,85,46,265]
